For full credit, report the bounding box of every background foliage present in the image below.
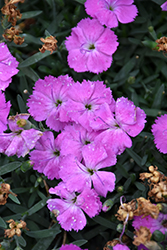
[0,0,167,249]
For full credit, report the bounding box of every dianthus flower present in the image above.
[60,244,88,250]
[113,244,130,250]
[27,75,74,132]
[91,97,146,155]
[30,131,65,180]
[60,123,101,161]
[0,91,11,132]
[85,0,138,29]
[0,113,42,157]
[151,114,167,154]
[47,182,102,231]
[65,79,115,131]
[65,18,118,73]
[161,1,167,11]
[132,212,167,234]
[0,42,19,90]
[59,143,116,197]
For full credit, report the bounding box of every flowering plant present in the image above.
[0,0,167,250]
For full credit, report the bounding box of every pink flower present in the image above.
[60,244,88,250]
[0,42,19,91]
[85,0,138,28]
[65,18,119,73]
[60,123,101,160]
[27,75,74,132]
[151,114,167,154]
[161,1,167,11]
[59,143,116,197]
[133,213,167,234]
[113,244,130,250]
[0,114,42,157]
[30,131,65,180]
[0,91,11,132]
[47,182,102,231]
[65,79,115,131]
[91,98,146,155]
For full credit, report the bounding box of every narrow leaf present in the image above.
[26,197,48,216]
[8,193,21,204]
[21,11,43,19]
[0,216,7,228]
[19,51,56,68]
[0,162,21,175]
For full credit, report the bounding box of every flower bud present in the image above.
[157,203,167,214]
[148,26,154,32]
[152,230,165,242]
[127,76,135,84]
[102,199,114,212]
[117,186,124,193]
[116,223,123,233]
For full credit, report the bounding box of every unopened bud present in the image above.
[157,203,167,214]
[152,230,165,242]
[117,186,124,193]
[116,223,124,233]
[102,199,114,212]
[127,76,135,84]
[148,26,154,32]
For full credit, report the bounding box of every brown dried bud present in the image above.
[148,181,167,202]
[5,219,28,238]
[156,36,167,53]
[103,240,120,250]
[133,226,152,246]
[134,197,159,219]
[39,36,58,54]
[0,183,16,205]
[1,3,22,26]
[116,199,137,221]
[13,35,24,45]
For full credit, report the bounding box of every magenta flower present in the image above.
[91,97,146,155]
[0,91,11,132]
[65,18,119,73]
[113,244,130,250]
[0,42,19,91]
[151,114,167,154]
[85,0,138,28]
[30,131,65,180]
[60,244,88,250]
[60,123,101,161]
[161,1,167,11]
[133,213,167,234]
[0,114,42,157]
[47,182,102,231]
[59,143,116,197]
[27,75,74,132]
[65,79,115,131]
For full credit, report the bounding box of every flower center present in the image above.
[88,44,95,50]
[55,99,62,107]
[85,104,92,110]
[87,168,94,175]
[162,220,167,228]
[53,150,60,157]
[84,140,90,145]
